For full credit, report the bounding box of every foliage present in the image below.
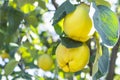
[0,0,120,80]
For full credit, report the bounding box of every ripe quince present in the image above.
[55,43,90,72]
[63,3,92,42]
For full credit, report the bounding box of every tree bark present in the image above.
[106,36,120,80]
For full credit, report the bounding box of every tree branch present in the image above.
[106,35,120,80]
[51,0,58,10]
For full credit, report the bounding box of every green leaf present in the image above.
[98,45,109,74]
[92,40,102,77]
[14,0,35,7]
[60,36,82,48]
[25,14,38,27]
[88,0,93,2]
[92,55,99,78]
[0,7,8,48]
[7,7,24,34]
[1,7,24,45]
[24,9,41,27]
[76,0,81,2]
[4,59,18,75]
[0,75,1,80]
[91,3,119,46]
[54,24,63,35]
[37,0,46,9]
[119,0,120,5]
[8,43,19,57]
[52,0,76,25]
[21,72,32,80]
[93,45,109,79]
[93,70,103,80]
[0,6,8,24]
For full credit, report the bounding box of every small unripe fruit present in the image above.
[37,54,53,71]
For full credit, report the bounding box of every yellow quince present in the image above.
[55,43,90,72]
[63,3,92,42]
[37,54,53,71]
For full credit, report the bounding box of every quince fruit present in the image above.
[63,3,92,42]
[55,43,90,72]
[37,54,53,71]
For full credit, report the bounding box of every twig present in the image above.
[51,0,58,10]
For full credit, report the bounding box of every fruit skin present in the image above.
[55,43,90,72]
[37,54,53,71]
[63,3,92,42]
